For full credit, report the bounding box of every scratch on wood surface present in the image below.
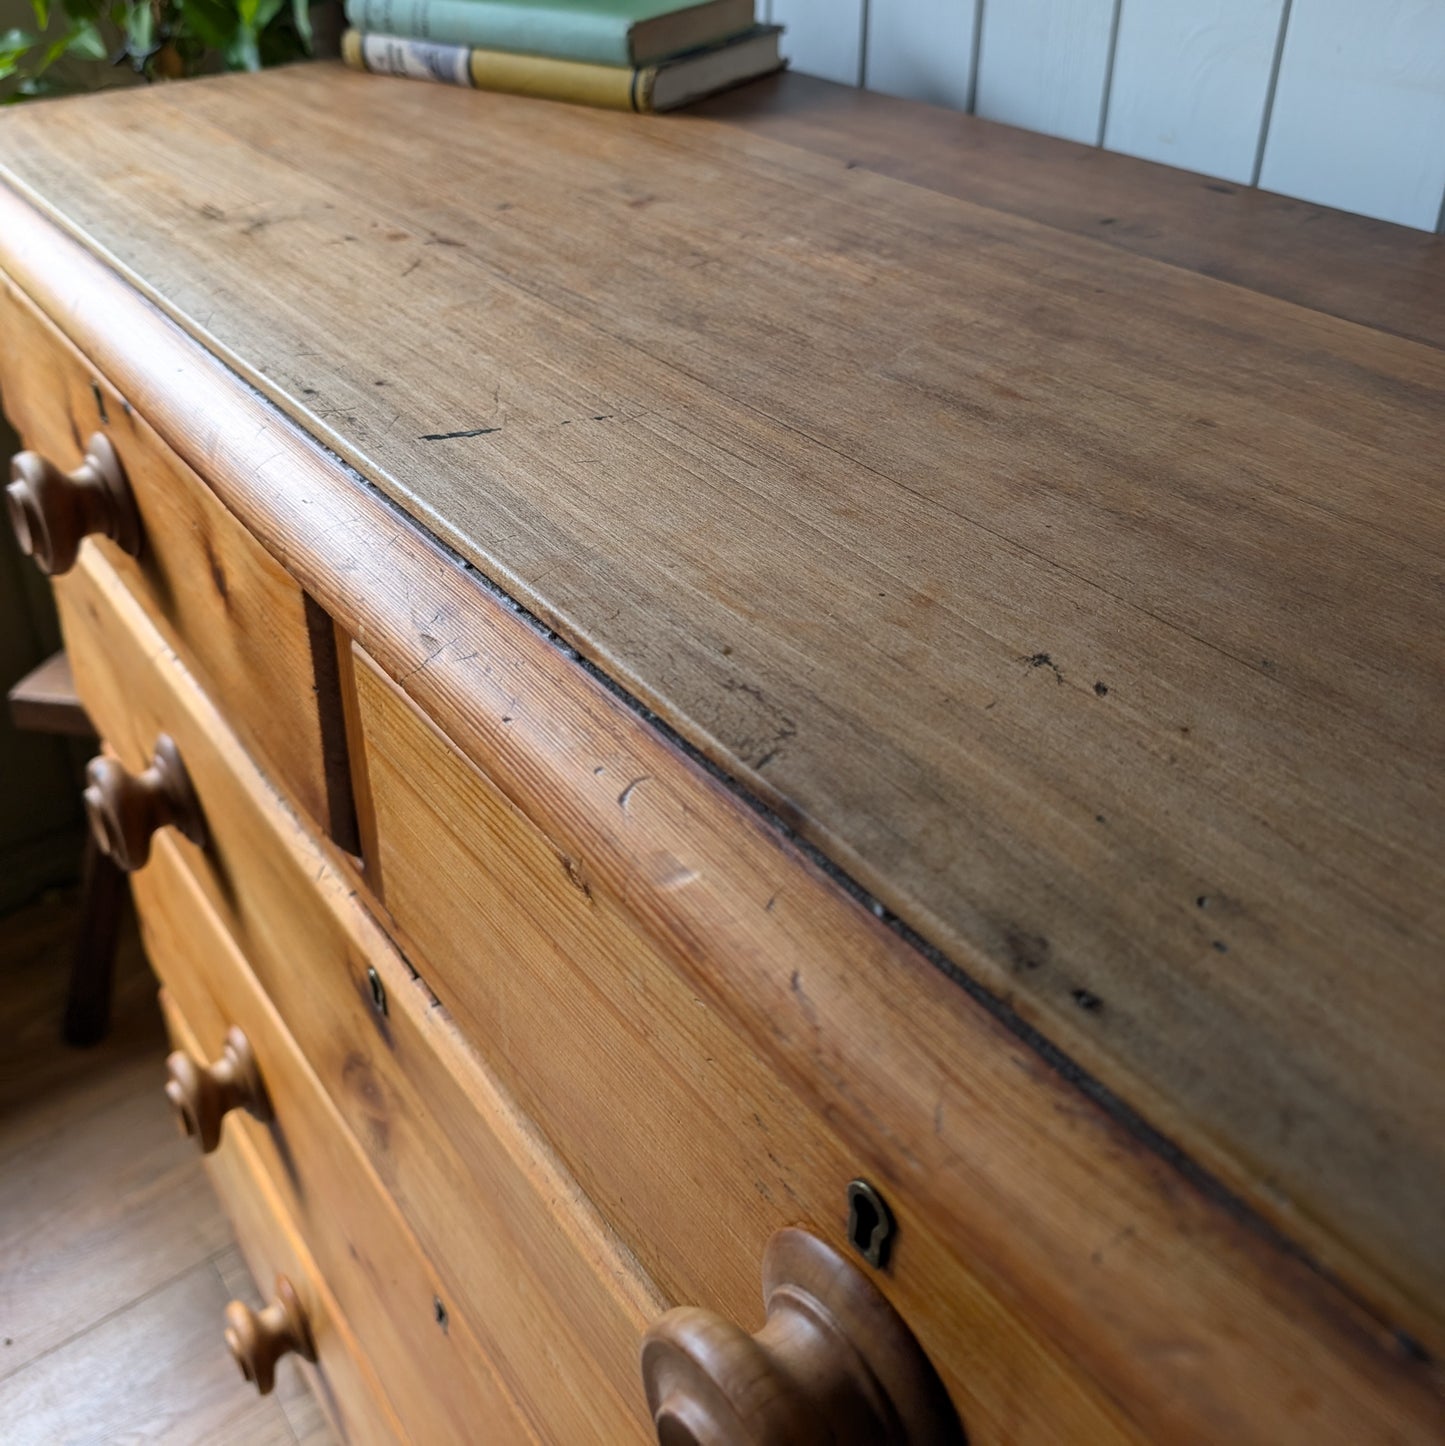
[652,856,699,890]
[617,775,651,809]
[398,639,451,682]
[1024,651,1065,683]
[418,426,500,441]
[755,719,797,771]
[560,853,593,902]
[788,968,820,1032]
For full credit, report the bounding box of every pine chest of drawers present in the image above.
[2,64,1442,1445]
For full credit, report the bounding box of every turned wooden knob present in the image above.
[224,1276,315,1395]
[83,734,206,872]
[165,1025,272,1154]
[6,433,140,575]
[641,1228,965,1446]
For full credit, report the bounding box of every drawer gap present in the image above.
[302,592,360,856]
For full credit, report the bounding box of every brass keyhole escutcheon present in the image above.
[847,1178,896,1270]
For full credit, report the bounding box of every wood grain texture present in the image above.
[0,1012,231,1381]
[352,645,1135,1446]
[1101,0,1286,185]
[0,1262,301,1446]
[2,68,1440,1351]
[691,71,1445,349]
[864,0,978,110]
[182,1011,408,1446]
[0,273,340,837]
[0,891,227,1380]
[46,413,1444,1446]
[212,1245,337,1446]
[975,0,1118,143]
[639,1227,967,1444]
[1259,0,1445,231]
[334,620,384,889]
[0,889,315,1445]
[54,548,651,1444]
[7,648,90,736]
[137,837,513,1445]
[0,76,1440,1435]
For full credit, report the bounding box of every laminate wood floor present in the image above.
[0,884,331,1445]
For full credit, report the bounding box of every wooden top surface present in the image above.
[694,74,1445,350]
[0,64,1441,1345]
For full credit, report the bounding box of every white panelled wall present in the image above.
[763,0,1445,233]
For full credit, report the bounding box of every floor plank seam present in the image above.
[0,1254,207,1386]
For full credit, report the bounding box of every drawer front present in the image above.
[0,270,351,844]
[348,646,1135,1445]
[54,547,660,1443]
[138,834,526,1446]
[163,988,403,1446]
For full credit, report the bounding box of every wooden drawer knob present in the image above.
[83,734,206,872]
[165,1025,272,1153]
[6,433,140,575]
[641,1229,964,1446]
[224,1276,315,1395]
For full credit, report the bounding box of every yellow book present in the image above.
[341,26,783,112]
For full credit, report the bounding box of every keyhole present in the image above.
[367,967,387,1016]
[846,1179,895,1270]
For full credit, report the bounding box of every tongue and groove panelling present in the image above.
[765,0,1445,232]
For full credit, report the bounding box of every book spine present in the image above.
[342,29,473,86]
[342,30,648,110]
[341,0,633,65]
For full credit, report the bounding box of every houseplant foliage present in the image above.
[0,0,311,98]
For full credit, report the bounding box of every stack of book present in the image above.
[340,0,784,113]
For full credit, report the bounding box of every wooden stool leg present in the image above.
[61,830,127,1047]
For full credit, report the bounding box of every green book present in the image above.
[339,0,756,66]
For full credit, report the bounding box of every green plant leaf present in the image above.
[176,0,235,51]
[38,29,73,67]
[28,0,48,31]
[223,21,259,69]
[65,20,108,58]
[6,71,68,95]
[290,0,311,48]
[124,2,154,58]
[0,26,40,62]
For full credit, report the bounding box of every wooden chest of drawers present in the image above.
[2,64,1442,1444]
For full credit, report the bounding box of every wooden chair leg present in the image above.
[61,829,127,1047]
